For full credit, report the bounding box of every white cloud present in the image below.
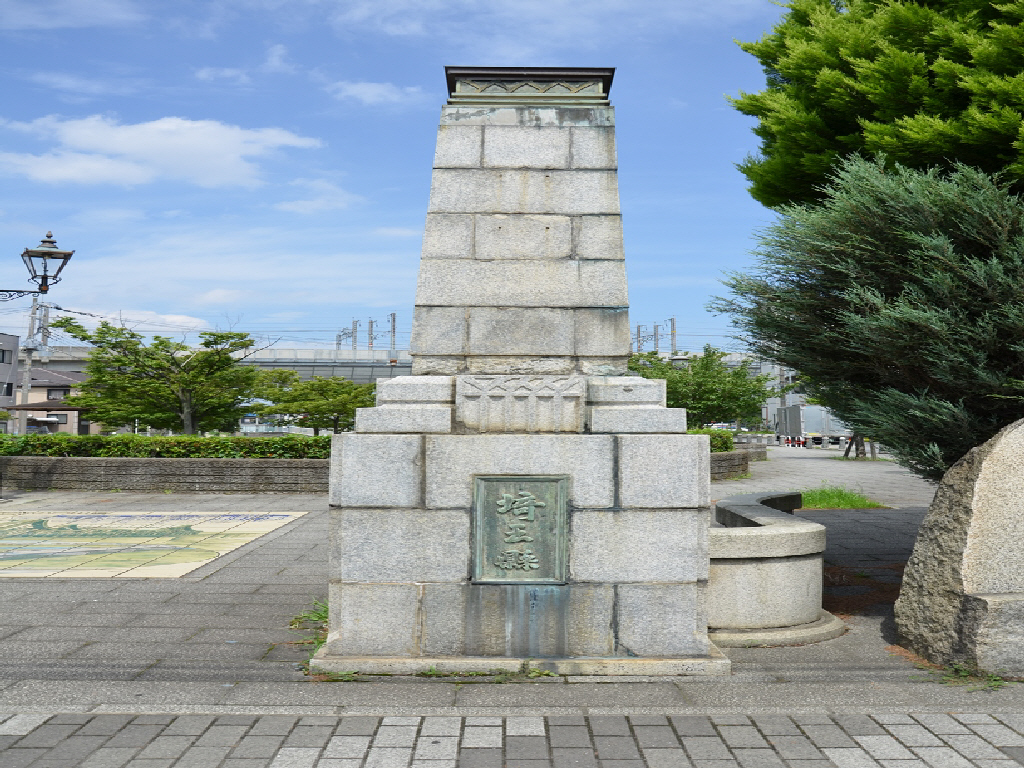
[29,72,142,98]
[324,80,423,105]
[0,0,143,29]
[0,115,321,188]
[196,288,245,304]
[47,308,210,335]
[288,0,770,58]
[275,179,360,214]
[260,44,297,74]
[195,67,252,85]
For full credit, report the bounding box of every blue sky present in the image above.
[0,0,785,354]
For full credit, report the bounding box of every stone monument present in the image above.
[896,418,1024,676]
[312,66,728,676]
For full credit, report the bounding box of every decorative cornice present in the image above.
[444,66,614,107]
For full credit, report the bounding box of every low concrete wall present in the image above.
[708,491,845,646]
[710,450,749,480]
[733,444,768,461]
[0,456,328,493]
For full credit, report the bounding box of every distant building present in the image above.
[0,333,17,432]
[6,369,98,435]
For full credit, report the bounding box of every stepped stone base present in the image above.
[311,648,731,677]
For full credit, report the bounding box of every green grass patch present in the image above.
[799,483,888,509]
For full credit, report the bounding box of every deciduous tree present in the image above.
[628,346,779,427]
[258,375,375,435]
[51,319,264,435]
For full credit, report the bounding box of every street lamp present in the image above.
[1,232,74,302]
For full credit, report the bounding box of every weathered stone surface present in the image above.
[618,434,709,508]
[376,375,455,404]
[421,214,473,259]
[576,215,624,259]
[566,584,615,656]
[579,357,629,376]
[466,307,574,356]
[434,125,482,168]
[354,404,453,433]
[589,406,687,433]
[569,509,707,583]
[427,169,621,215]
[587,377,665,406]
[466,356,575,375]
[967,594,1024,676]
[424,434,614,508]
[415,259,628,307]
[329,433,422,508]
[571,127,617,169]
[440,105,616,127]
[708,554,822,630]
[574,308,631,357]
[410,307,467,355]
[421,584,468,655]
[475,214,572,260]
[483,126,570,168]
[411,355,463,376]
[455,374,585,433]
[896,418,1024,673]
[616,584,707,657]
[323,583,419,657]
[331,508,469,582]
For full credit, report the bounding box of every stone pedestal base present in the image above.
[310,648,731,677]
[962,593,1024,677]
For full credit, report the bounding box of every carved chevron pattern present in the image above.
[461,80,597,95]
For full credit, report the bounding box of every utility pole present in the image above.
[335,332,344,351]
[635,324,646,353]
[388,313,397,352]
[653,324,660,354]
[351,319,359,353]
[367,318,375,351]
[40,304,50,347]
[17,298,39,436]
[669,317,677,355]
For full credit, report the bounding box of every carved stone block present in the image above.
[455,375,585,433]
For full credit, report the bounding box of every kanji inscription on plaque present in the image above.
[473,476,568,584]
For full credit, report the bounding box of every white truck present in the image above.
[776,404,852,446]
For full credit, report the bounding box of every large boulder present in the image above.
[895,418,1024,675]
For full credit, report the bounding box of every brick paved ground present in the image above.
[0,455,1018,767]
[1,712,1024,767]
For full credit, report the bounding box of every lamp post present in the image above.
[8,233,75,435]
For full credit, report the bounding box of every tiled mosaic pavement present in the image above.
[1,713,1023,768]
[0,510,306,578]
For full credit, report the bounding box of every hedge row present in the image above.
[0,430,733,458]
[686,429,734,453]
[0,434,331,458]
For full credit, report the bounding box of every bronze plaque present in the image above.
[472,475,568,584]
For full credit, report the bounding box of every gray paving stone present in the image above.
[506,736,550,760]
[837,717,888,737]
[161,716,215,736]
[550,727,592,748]
[594,737,641,760]
[11,724,81,747]
[852,736,915,761]
[883,726,943,748]
[374,726,418,747]
[905,747,972,768]
[910,716,971,736]
[79,747,140,768]
[130,717,173,726]
[733,749,786,768]
[819,748,879,768]
[552,747,599,768]
[104,726,167,748]
[591,717,630,736]
[174,746,234,767]
[334,717,378,736]
[230,735,286,758]
[282,726,333,748]
[671,718,716,737]
[195,724,248,747]
[506,718,545,736]
[135,736,198,759]
[938,734,1007,759]
[751,718,800,736]
[634,727,679,748]
[323,736,372,759]
[803,727,858,749]
[641,749,691,768]
[268,747,321,767]
[462,727,502,748]
[719,727,769,749]
[765,736,825,759]
[681,738,731,761]
[966,724,1024,746]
